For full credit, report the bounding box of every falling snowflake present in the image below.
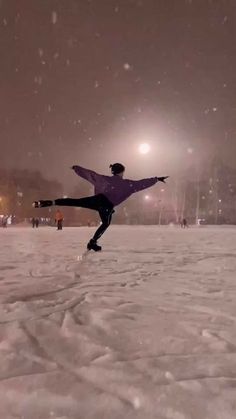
[3,18,7,26]
[66,59,70,66]
[187,147,194,154]
[123,63,132,71]
[34,75,43,85]
[67,38,75,48]
[48,105,52,112]
[15,13,20,23]
[94,80,99,88]
[212,107,218,112]
[38,48,44,58]
[52,11,57,24]
[115,5,119,12]
[222,16,228,24]
[53,52,59,60]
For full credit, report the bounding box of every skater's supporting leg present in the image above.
[92,209,113,242]
[87,209,113,251]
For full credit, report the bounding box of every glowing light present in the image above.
[144,195,150,200]
[139,143,150,154]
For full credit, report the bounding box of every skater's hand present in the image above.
[157,176,169,183]
[71,165,77,170]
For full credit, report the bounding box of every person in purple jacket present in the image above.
[33,163,168,251]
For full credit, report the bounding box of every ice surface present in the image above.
[0,226,236,419]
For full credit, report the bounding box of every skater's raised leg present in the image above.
[34,196,103,210]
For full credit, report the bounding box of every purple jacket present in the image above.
[73,165,158,206]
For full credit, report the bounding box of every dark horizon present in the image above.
[1,0,236,188]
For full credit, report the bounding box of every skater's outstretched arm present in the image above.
[71,165,101,185]
[128,176,169,193]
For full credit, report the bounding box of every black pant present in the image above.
[57,219,63,230]
[54,194,114,241]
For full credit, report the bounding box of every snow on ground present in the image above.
[0,225,236,419]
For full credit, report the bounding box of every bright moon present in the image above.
[139,143,150,154]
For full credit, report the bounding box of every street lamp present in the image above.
[138,143,150,155]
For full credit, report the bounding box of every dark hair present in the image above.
[110,163,125,175]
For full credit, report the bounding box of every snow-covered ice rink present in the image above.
[0,225,236,419]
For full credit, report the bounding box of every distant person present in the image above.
[33,163,168,251]
[35,218,39,228]
[55,210,63,230]
[31,217,36,228]
[182,218,188,228]
[2,216,7,228]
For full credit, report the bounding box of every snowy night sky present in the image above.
[1,0,236,187]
